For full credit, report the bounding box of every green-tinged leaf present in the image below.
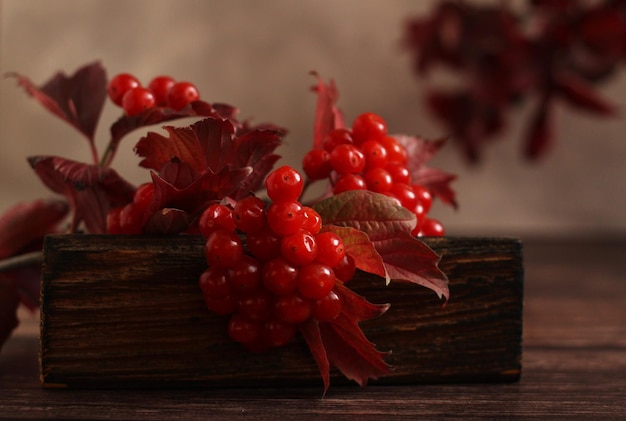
[320,225,387,280]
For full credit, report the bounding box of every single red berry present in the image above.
[262,319,296,347]
[386,162,411,184]
[314,231,346,268]
[301,207,322,234]
[199,266,231,299]
[262,256,298,295]
[412,184,433,214]
[302,149,332,181]
[389,183,418,210]
[265,166,304,202]
[281,229,318,266]
[228,314,261,344]
[333,174,367,194]
[238,289,273,322]
[199,203,235,238]
[311,290,342,321]
[108,73,140,106]
[122,86,156,116]
[329,144,366,175]
[334,254,356,283]
[233,196,266,234]
[351,112,387,145]
[420,217,445,237]
[167,81,200,110]
[147,75,176,106]
[273,293,312,325]
[246,227,281,261]
[361,140,388,169]
[323,128,354,152]
[364,168,393,193]
[203,294,238,316]
[205,229,243,268]
[380,136,408,164]
[266,201,304,236]
[297,263,336,299]
[228,255,261,296]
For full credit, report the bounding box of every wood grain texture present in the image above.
[39,235,523,388]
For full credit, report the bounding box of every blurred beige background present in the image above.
[1,0,625,238]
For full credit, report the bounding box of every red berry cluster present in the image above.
[107,73,200,116]
[198,166,355,351]
[302,112,443,236]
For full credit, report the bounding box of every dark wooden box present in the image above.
[40,235,523,388]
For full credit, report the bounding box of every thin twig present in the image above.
[0,251,44,273]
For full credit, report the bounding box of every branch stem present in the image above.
[0,251,44,274]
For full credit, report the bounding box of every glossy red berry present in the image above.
[281,229,318,266]
[351,112,387,145]
[273,293,312,325]
[133,183,155,211]
[246,227,281,262]
[266,201,304,236]
[148,75,176,106]
[420,218,445,237]
[262,319,296,347]
[228,255,261,295]
[301,206,322,234]
[361,140,388,169]
[333,254,356,283]
[333,174,367,194]
[386,162,411,184]
[265,166,304,202]
[108,73,140,106]
[199,203,235,238]
[330,144,366,175]
[237,290,273,322]
[314,231,346,268]
[323,128,353,152]
[364,168,393,193]
[119,203,144,234]
[302,149,332,181]
[297,263,336,299]
[380,136,408,164]
[199,266,231,299]
[412,184,433,214]
[311,290,342,321]
[262,257,298,296]
[122,87,156,116]
[228,314,261,344]
[233,196,266,234]
[167,81,200,110]
[389,183,418,210]
[106,207,124,234]
[203,294,238,316]
[205,229,243,268]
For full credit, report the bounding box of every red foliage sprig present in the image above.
[403,0,626,162]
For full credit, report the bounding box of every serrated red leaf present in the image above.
[310,72,346,150]
[314,190,449,299]
[319,225,386,279]
[28,156,135,233]
[318,313,392,387]
[334,282,390,322]
[9,61,107,146]
[524,97,554,160]
[143,208,191,235]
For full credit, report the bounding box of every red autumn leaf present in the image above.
[8,61,107,145]
[554,72,617,115]
[334,281,390,322]
[0,199,69,260]
[313,190,449,300]
[310,72,346,150]
[135,117,282,201]
[395,135,458,209]
[318,313,392,387]
[102,100,231,167]
[319,225,387,280]
[300,320,331,395]
[28,156,135,233]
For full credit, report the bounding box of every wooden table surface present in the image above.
[1,237,625,420]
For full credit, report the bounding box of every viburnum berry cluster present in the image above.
[303,112,444,236]
[108,73,200,116]
[1,62,457,393]
[198,166,355,351]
